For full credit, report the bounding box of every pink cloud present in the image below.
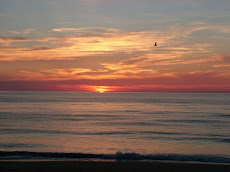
[1,70,230,92]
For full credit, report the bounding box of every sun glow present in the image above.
[94,86,109,93]
[83,85,120,93]
[98,89,105,93]
[81,85,110,93]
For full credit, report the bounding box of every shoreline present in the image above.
[1,151,230,163]
[0,160,230,172]
[0,159,230,164]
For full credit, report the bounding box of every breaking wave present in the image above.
[0,151,230,163]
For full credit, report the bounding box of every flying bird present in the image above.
[155,42,157,46]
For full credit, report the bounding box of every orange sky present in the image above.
[0,0,230,92]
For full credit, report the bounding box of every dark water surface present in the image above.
[0,92,230,162]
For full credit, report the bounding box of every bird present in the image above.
[155,42,157,46]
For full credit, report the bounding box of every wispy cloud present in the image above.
[1,69,230,92]
[8,29,35,35]
[1,25,221,61]
[213,64,230,68]
[16,68,96,80]
[1,25,230,93]
[52,27,119,33]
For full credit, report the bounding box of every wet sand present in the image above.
[0,160,229,172]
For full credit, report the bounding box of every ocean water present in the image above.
[0,91,230,162]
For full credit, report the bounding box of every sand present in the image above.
[0,160,230,172]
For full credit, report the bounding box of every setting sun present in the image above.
[98,89,105,93]
[95,86,109,93]
[84,86,111,93]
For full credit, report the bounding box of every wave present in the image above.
[0,151,230,163]
[1,128,230,145]
[0,143,46,149]
[158,119,228,124]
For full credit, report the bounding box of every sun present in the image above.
[98,89,105,93]
[96,87,107,93]
[94,86,109,93]
[83,85,112,93]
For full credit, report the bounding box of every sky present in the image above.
[0,0,230,92]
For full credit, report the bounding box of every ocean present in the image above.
[0,91,230,163]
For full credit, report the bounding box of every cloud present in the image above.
[30,47,53,51]
[222,55,230,62]
[9,62,230,83]
[1,25,228,61]
[213,64,230,68]
[1,70,230,92]
[0,24,229,96]
[100,52,222,72]
[16,68,96,80]
[0,36,28,41]
[52,27,120,33]
[212,55,230,68]
[15,67,145,80]
[8,29,35,35]
[52,28,79,32]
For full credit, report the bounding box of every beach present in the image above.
[0,160,230,172]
